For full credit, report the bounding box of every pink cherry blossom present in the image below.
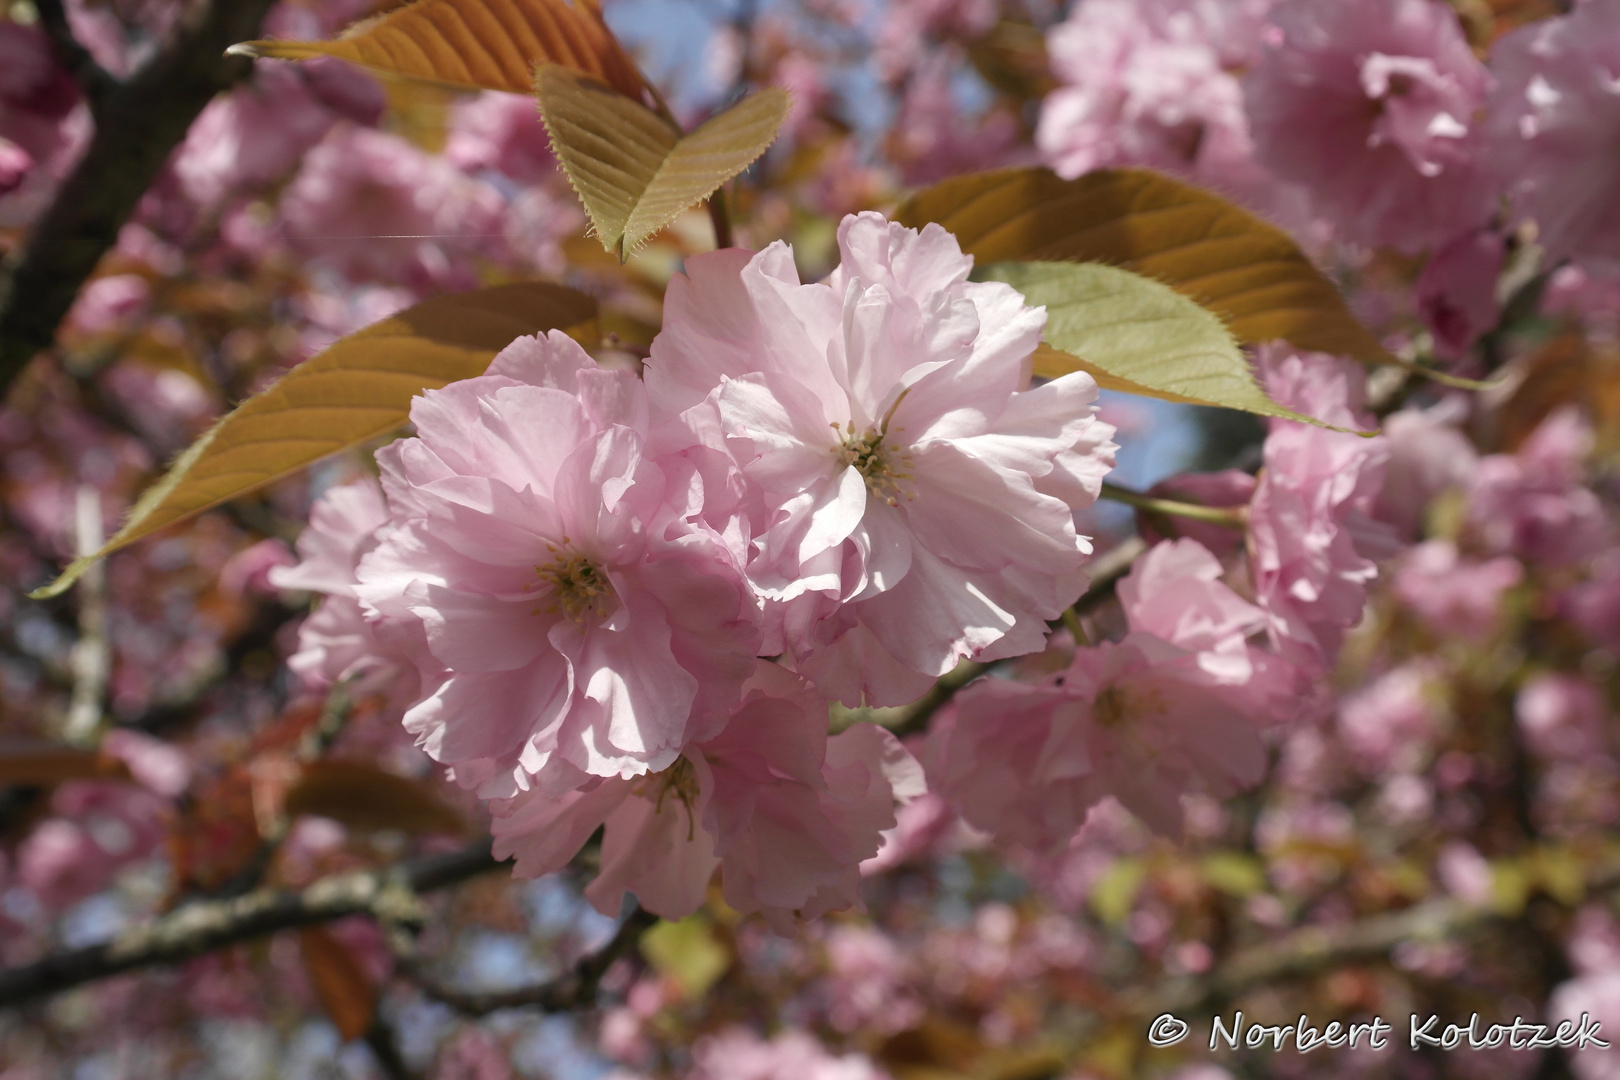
[356,331,759,798]
[1248,346,1393,672]
[0,136,30,195]
[1567,550,1620,652]
[1416,228,1506,360]
[689,1027,893,1080]
[1372,400,1477,541]
[1517,673,1608,760]
[1337,661,1443,773]
[1037,0,1278,204]
[1244,0,1496,252]
[648,212,1116,706]
[1484,0,1620,273]
[445,92,556,184]
[930,539,1279,843]
[172,62,379,210]
[17,780,170,908]
[889,58,1025,186]
[271,477,421,707]
[490,662,920,928]
[1467,406,1610,568]
[1394,539,1523,639]
[277,125,505,292]
[1549,972,1620,1080]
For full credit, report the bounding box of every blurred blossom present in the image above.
[1437,841,1493,904]
[875,0,997,80]
[171,62,378,210]
[277,125,505,292]
[1394,539,1523,640]
[65,274,151,337]
[1549,972,1620,1080]
[1485,0,1620,273]
[1372,401,1477,541]
[689,1027,892,1080]
[1338,661,1443,773]
[1245,0,1496,252]
[890,59,1025,185]
[1467,406,1609,568]
[822,925,922,1033]
[446,92,557,184]
[1566,550,1620,651]
[1249,347,1393,675]
[1416,229,1506,360]
[1516,672,1608,759]
[1038,0,1276,203]
[17,781,169,908]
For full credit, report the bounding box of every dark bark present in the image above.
[0,0,279,399]
[0,841,504,1010]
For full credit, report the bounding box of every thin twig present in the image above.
[838,536,1148,740]
[1134,859,1620,1022]
[405,906,659,1016]
[0,840,504,1010]
[62,485,109,746]
[1099,482,1247,530]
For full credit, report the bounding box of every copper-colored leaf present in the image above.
[231,0,645,99]
[895,166,1393,365]
[299,926,377,1041]
[0,744,131,786]
[283,760,467,835]
[538,66,789,259]
[32,283,598,599]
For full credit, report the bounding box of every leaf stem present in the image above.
[1099,482,1247,529]
[708,188,734,250]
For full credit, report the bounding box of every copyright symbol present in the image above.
[1147,1013,1189,1047]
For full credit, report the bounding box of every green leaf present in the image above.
[898,166,1493,389]
[1090,856,1147,927]
[641,914,731,999]
[898,166,1386,361]
[230,0,647,100]
[1199,852,1267,897]
[32,282,598,599]
[537,65,788,260]
[981,260,1369,433]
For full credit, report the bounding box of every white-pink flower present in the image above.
[1484,0,1620,273]
[929,539,1281,843]
[1248,347,1393,672]
[271,477,422,706]
[490,662,922,929]
[647,212,1117,706]
[1244,0,1496,252]
[1037,0,1277,201]
[278,125,504,292]
[356,331,760,799]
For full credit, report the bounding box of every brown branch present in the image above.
[33,0,117,114]
[405,906,659,1016]
[0,840,504,1010]
[0,0,278,399]
[1135,859,1620,1022]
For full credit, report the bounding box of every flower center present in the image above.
[534,545,616,625]
[1093,683,1167,728]
[632,756,701,841]
[831,391,915,507]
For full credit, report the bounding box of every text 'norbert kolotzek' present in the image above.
[1146,1010,1611,1052]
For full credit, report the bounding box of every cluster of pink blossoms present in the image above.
[1040,0,1620,358]
[276,213,1119,923]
